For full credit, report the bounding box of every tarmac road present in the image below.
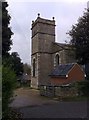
[19,101,87,118]
[10,88,88,118]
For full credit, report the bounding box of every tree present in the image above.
[2,52,24,77]
[2,2,13,57]
[68,8,89,65]
[23,63,31,75]
[0,2,2,59]
[10,52,23,76]
[2,2,22,119]
[68,8,89,79]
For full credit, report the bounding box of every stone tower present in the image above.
[31,14,55,88]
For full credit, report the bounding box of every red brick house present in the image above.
[50,63,86,86]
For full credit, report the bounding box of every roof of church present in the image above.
[52,42,74,53]
[53,42,66,47]
[53,42,72,48]
[50,63,76,77]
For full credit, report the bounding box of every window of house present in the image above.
[33,58,35,77]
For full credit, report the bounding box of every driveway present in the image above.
[10,87,88,118]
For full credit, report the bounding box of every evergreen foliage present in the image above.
[2,65,16,119]
[2,2,23,119]
[23,63,31,75]
[2,2,13,57]
[75,80,89,97]
[10,52,23,76]
[68,8,89,95]
[68,8,89,65]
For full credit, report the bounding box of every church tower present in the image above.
[31,14,55,88]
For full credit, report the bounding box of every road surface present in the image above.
[10,88,88,118]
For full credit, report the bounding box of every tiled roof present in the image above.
[50,63,75,77]
[21,73,31,81]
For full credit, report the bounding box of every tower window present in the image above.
[55,54,59,66]
[33,59,35,77]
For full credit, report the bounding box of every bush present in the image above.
[0,66,2,119]
[75,80,89,96]
[2,65,17,119]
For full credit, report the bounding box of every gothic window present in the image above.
[33,58,36,77]
[55,54,59,66]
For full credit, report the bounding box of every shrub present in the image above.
[75,80,89,96]
[2,65,17,119]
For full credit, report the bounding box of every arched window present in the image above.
[55,54,59,66]
[33,59,35,77]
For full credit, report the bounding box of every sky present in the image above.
[7,0,88,65]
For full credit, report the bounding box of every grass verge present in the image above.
[56,96,89,102]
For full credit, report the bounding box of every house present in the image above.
[49,63,85,86]
[20,73,31,86]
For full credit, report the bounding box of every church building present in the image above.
[31,14,84,89]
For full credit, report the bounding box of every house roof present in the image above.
[50,63,75,77]
[21,73,31,81]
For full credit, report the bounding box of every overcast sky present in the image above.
[7,0,88,65]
